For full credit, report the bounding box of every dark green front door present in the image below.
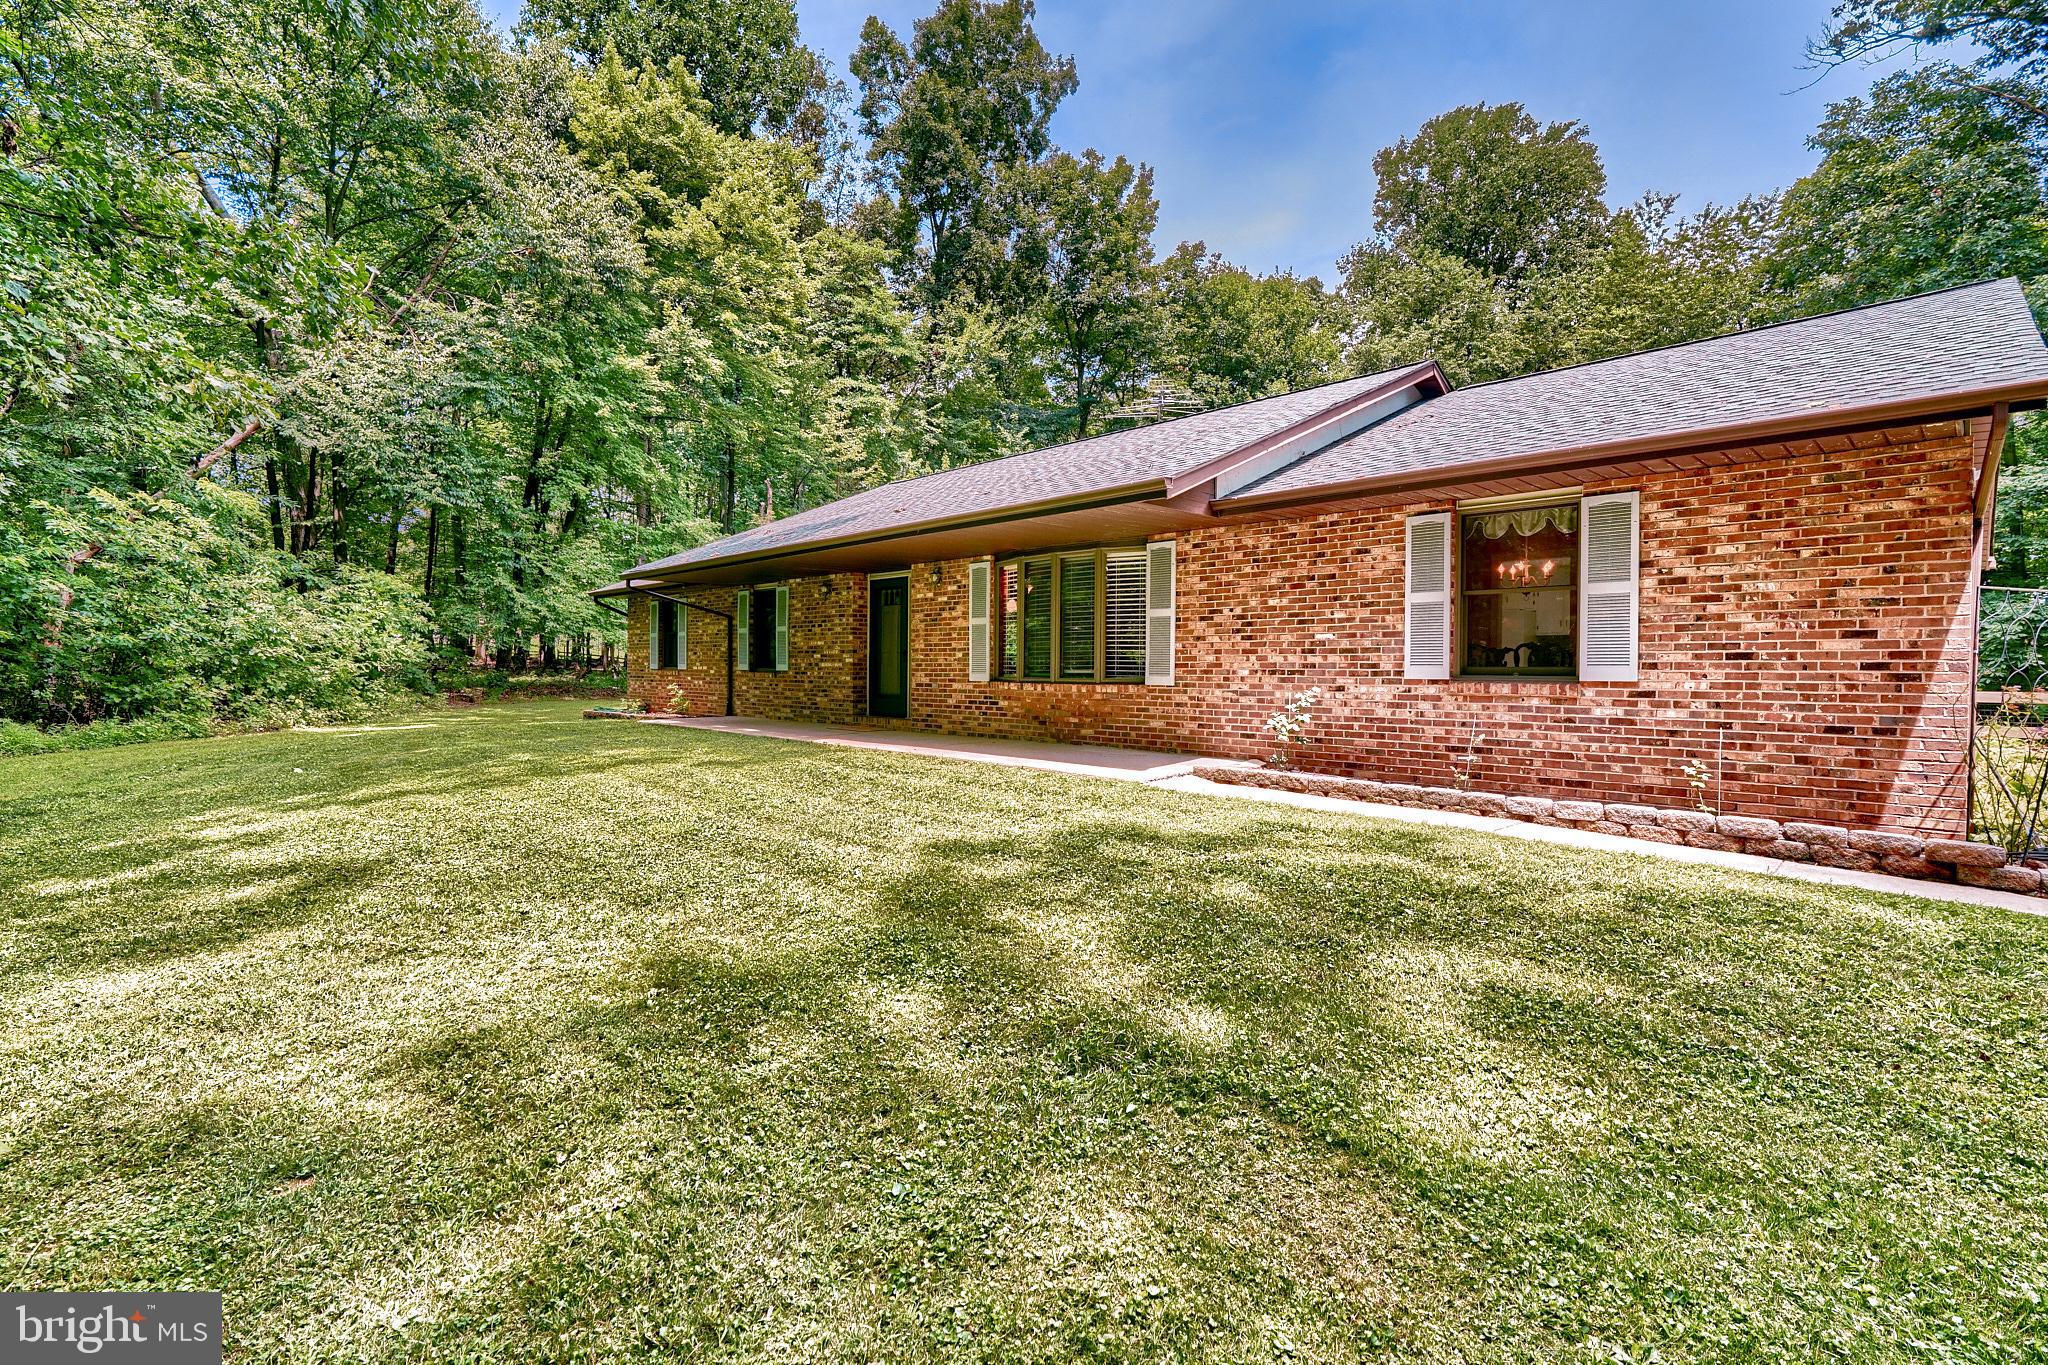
[868,576,909,718]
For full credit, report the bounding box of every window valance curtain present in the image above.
[1464,505,1579,540]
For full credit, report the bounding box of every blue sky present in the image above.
[477,0,1924,280]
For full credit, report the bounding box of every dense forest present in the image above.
[6,0,2048,736]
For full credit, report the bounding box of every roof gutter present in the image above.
[1212,380,2048,514]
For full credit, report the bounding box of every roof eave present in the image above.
[1160,362,1449,499]
[613,475,1174,585]
[609,368,1455,588]
[1211,378,2048,514]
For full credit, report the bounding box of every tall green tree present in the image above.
[187,0,504,565]
[803,226,920,487]
[518,0,824,138]
[1768,67,2048,314]
[1341,106,1770,385]
[1799,0,2048,592]
[1371,102,1610,286]
[1339,242,1510,384]
[1811,1,2048,83]
[571,50,910,530]
[849,0,1076,311]
[1008,149,1159,437]
[1155,243,1344,406]
[1513,194,1775,371]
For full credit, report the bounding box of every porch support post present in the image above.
[628,578,736,717]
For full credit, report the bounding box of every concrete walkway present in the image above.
[650,715,1202,782]
[1156,774,2046,917]
[646,715,2044,917]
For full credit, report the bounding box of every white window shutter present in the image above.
[1144,539,1175,686]
[1404,512,1452,679]
[773,585,790,672]
[734,588,751,672]
[676,600,687,669]
[1579,491,1640,682]
[646,596,659,671]
[966,561,991,682]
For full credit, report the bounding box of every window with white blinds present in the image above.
[1104,550,1147,682]
[1058,553,1097,679]
[983,544,1164,684]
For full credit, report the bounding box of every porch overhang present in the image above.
[597,480,1216,590]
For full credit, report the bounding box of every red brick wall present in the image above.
[625,575,867,721]
[624,421,1979,835]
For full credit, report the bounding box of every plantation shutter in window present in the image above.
[647,597,659,671]
[735,588,751,672]
[967,561,991,681]
[1103,552,1146,681]
[1404,512,1452,680]
[1058,555,1097,679]
[1578,491,1639,682]
[773,585,790,672]
[1020,560,1053,679]
[1144,539,1174,686]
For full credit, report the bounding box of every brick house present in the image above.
[595,280,2048,837]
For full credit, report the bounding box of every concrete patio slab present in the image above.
[647,715,1202,782]
[644,714,2045,918]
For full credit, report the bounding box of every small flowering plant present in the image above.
[1451,718,1485,789]
[1681,757,1714,814]
[1264,687,1324,770]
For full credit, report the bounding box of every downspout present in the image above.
[627,579,736,717]
[1967,403,2012,841]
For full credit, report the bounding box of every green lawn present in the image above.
[2,702,2044,1362]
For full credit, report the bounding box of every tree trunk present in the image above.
[422,504,439,602]
[264,457,286,552]
[1073,348,1092,438]
[720,440,736,533]
[330,447,348,564]
[295,453,319,555]
[638,432,656,526]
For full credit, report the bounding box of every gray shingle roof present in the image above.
[621,366,1423,577]
[609,279,2048,587]
[1229,277,2048,502]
